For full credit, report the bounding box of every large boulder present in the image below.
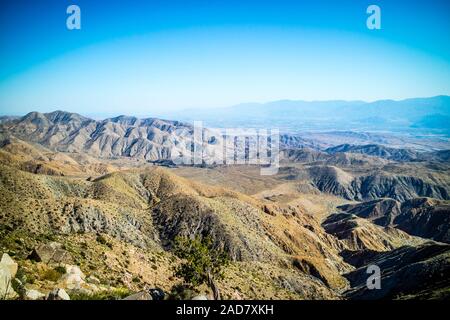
[0,253,18,299]
[25,289,45,300]
[46,288,70,300]
[0,266,18,299]
[29,242,71,264]
[0,253,18,278]
[58,265,86,290]
[122,291,153,300]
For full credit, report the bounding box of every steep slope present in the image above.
[427,150,450,162]
[351,174,448,202]
[338,198,450,243]
[0,163,157,248]
[281,148,388,167]
[322,213,422,252]
[0,137,118,177]
[1,109,449,300]
[139,168,352,290]
[0,111,199,161]
[337,199,401,226]
[395,198,450,243]
[0,160,352,298]
[326,143,450,164]
[281,148,329,163]
[344,242,450,300]
[326,144,419,162]
[278,165,449,202]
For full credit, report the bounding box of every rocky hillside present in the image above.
[278,165,449,202]
[325,144,420,161]
[281,148,389,167]
[5,111,448,168]
[0,111,199,162]
[0,111,449,300]
[326,143,450,163]
[322,213,423,252]
[0,144,353,299]
[338,198,450,243]
[343,242,450,300]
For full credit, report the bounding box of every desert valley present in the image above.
[0,107,448,300]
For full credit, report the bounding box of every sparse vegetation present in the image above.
[172,235,229,300]
[39,266,65,282]
[96,234,113,249]
[0,130,448,300]
[70,287,132,300]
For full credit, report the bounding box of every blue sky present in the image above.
[0,0,449,116]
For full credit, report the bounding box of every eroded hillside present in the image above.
[0,113,449,300]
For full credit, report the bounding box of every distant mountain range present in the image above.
[324,144,450,162]
[0,111,195,161]
[2,110,449,205]
[170,95,450,131]
[412,114,450,130]
[1,110,449,165]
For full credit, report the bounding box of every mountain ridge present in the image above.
[0,122,449,300]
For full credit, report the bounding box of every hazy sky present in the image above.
[0,0,449,116]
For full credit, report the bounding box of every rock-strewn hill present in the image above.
[322,213,423,252]
[0,149,352,299]
[338,198,450,243]
[281,148,388,167]
[338,198,401,225]
[0,137,119,177]
[1,110,449,300]
[395,198,450,243]
[0,111,198,161]
[343,242,450,300]
[278,165,449,202]
[325,144,420,161]
[325,143,450,163]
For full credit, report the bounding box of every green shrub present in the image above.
[39,267,65,282]
[70,287,132,300]
[54,265,66,274]
[172,235,229,299]
[15,267,36,285]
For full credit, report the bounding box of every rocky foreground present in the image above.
[0,248,169,300]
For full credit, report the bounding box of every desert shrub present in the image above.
[15,267,36,285]
[54,265,66,274]
[39,267,64,282]
[168,283,199,300]
[96,234,107,245]
[172,235,229,299]
[70,287,132,300]
[96,234,113,249]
